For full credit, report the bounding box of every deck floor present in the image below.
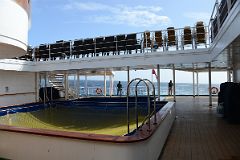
[159,96,240,160]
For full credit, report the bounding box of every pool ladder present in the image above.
[126,78,157,134]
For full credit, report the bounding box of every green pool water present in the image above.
[0,106,147,136]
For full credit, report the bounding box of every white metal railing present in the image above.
[19,0,239,61]
[30,25,210,62]
[79,86,154,96]
[209,0,237,41]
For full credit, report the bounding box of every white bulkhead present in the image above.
[0,0,30,58]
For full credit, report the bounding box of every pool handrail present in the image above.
[126,78,156,134]
[143,79,157,124]
[135,79,151,131]
[127,78,143,134]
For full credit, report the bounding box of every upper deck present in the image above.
[0,0,239,73]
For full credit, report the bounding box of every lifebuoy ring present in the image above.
[211,87,219,94]
[96,88,102,94]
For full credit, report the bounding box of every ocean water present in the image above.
[68,80,220,96]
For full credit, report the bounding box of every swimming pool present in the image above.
[0,97,165,136]
[0,97,175,160]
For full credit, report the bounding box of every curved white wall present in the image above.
[0,0,29,58]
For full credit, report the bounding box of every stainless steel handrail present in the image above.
[135,79,151,131]
[126,78,143,134]
[126,78,157,134]
[143,79,157,124]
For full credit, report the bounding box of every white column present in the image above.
[127,66,130,95]
[64,72,69,100]
[35,72,39,102]
[44,72,47,103]
[39,73,42,101]
[127,66,130,84]
[227,70,232,82]
[193,71,195,97]
[111,75,115,96]
[173,64,176,102]
[104,69,107,97]
[208,62,212,107]
[77,71,80,99]
[109,75,114,96]
[85,74,88,96]
[109,76,111,96]
[157,64,160,100]
[196,71,199,96]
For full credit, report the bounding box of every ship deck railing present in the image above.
[27,24,210,62]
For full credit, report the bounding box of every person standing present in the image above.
[168,80,173,95]
[117,81,122,96]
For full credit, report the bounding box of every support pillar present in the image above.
[127,66,130,84]
[39,73,42,101]
[196,71,199,96]
[208,62,212,107]
[35,72,39,102]
[77,71,80,99]
[173,64,176,102]
[64,72,69,100]
[157,64,160,101]
[127,66,130,95]
[193,71,195,97]
[109,75,114,96]
[227,70,232,82]
[104,69,107,97]
[44,72,47,103]
[85,74,88,96]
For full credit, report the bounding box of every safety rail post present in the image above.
[216,1,220,33]
[226,0,231,15]
[48,44,51,61]
[209,18,213,43]
[70,40,73,59]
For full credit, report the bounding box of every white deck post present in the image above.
[109,75,111,96]
[127,66,130,84]
[173,64,176,102]
[64,72,69,100]
[85,74,88,96]
[104,69,107,97]
[109,75,114,96]
[35,72,39,102]
[193,71,195,97]
[227,70,232,82]
[208,62,212,107]
[196,71,199,96]
[157,64,160,100]
[44,72,47,103]
[127,66,130,95]
[77,71,80,99]
[39,73,42,101]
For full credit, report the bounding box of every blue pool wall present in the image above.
[0,96,167,117]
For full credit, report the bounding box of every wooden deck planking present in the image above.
[159,96,240,160]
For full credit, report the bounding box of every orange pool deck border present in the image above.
[0,102,174,143]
